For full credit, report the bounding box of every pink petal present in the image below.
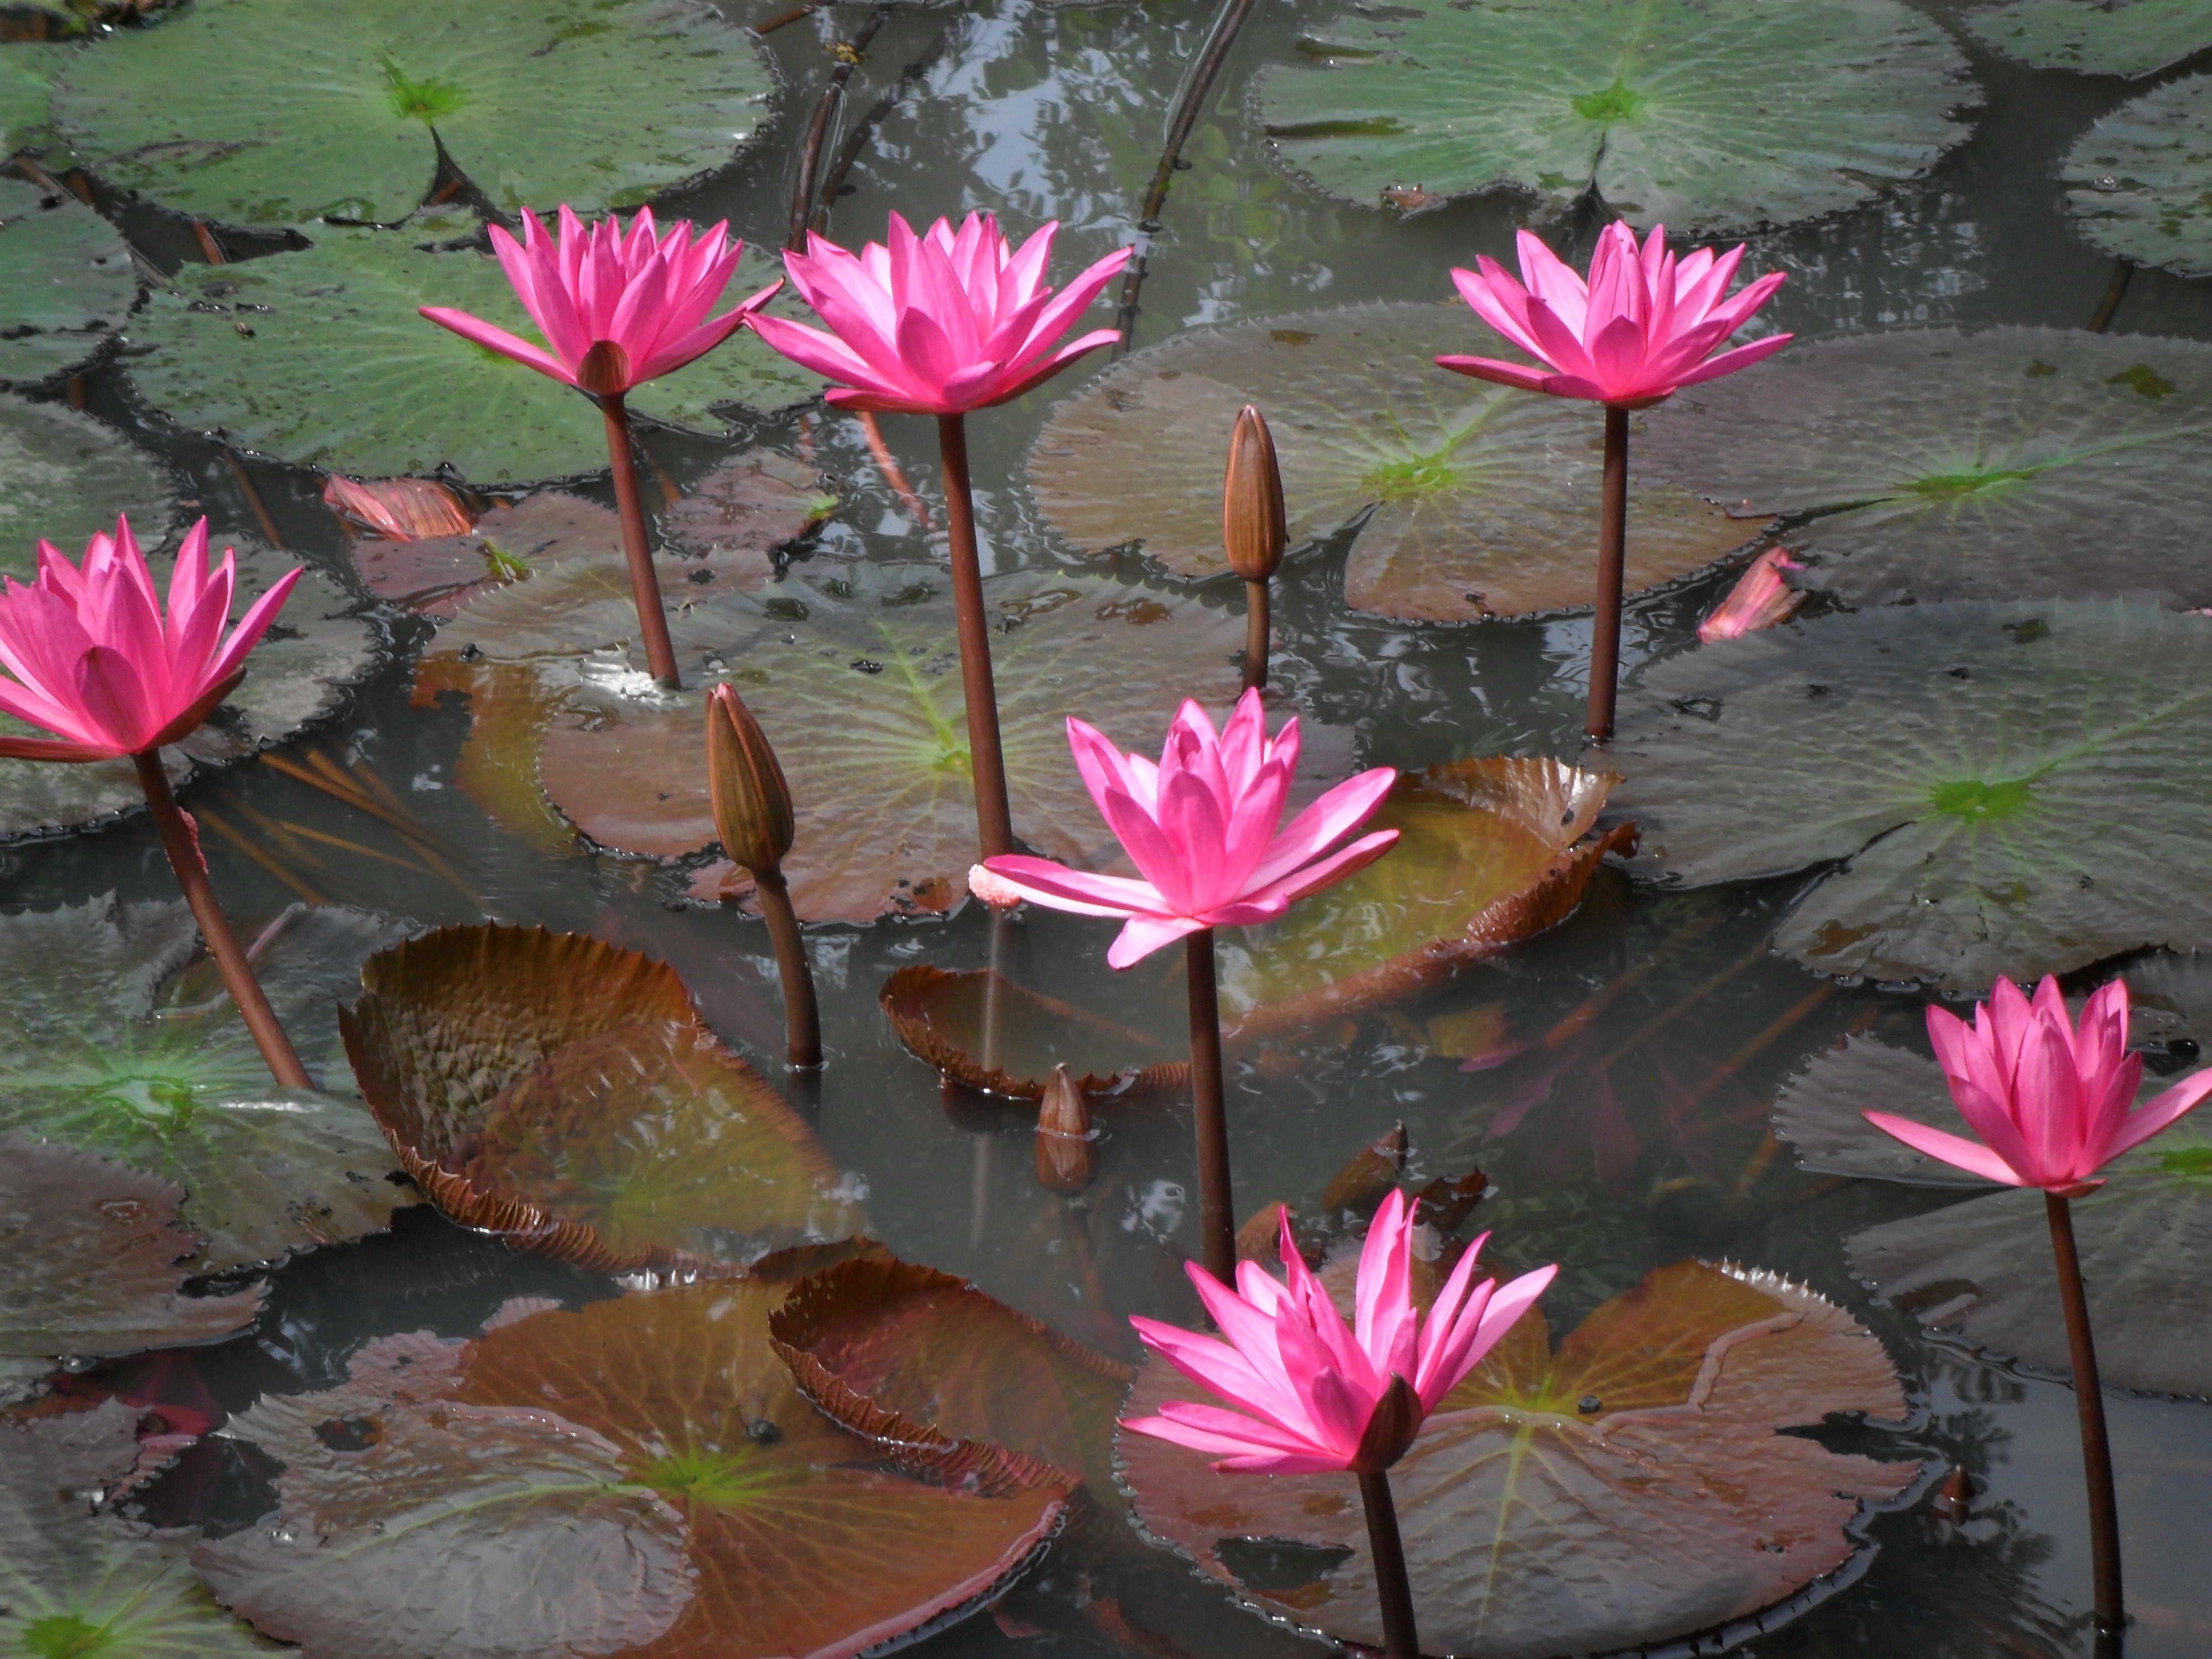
[1861,1112,2024,1185]
[1433,353,1559,395]
[1105,913,1207,968]
[1245,767,1397,893]
[2106,1067,2212,1160]
[419,307,576,385]
[977,853,1159,919]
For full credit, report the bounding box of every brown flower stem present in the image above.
[2046,1192,2125,1634]
[1358,1469,1421,1659]
[981,905,1014,1075]
[599,390,681,690]
[1587,405,1630,744]
[2088,257,2133,335]
[754,866,821,1070]
[1242,577,1270,692]
[132,750,311,1092]
[935,413,1016,860]
[1186,927,1235,1282]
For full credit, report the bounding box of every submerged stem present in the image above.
[132,750,311,1092]
[601,392,681,690]
[1186,927,1234,1282]
[754,867,821,1070]
[935,413,1016,860]
[1358,1469,1421,1659]
[2046,1191,2125,1634]
[1588,405,1629,744]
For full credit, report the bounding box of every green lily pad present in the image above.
[341,922,862,1274]
[1120,1258,1916,1659]
[0,893,421,1273]
[0,41,54,154]
[0,395,171,570]
[2,1401,276,1657]
[1029,303,1764,623]
[199,1286,1076,1659]
[0,178,136,387]
[1968,0,2212,79]
[1772,1035,2212,1397]
[1219,757,1637,1039]
[127,225,820,486]
[2060,73,2212,278]
[52,0,774,229]
[1247,0,1975,231]
[1611,599,2212,991]
[1,1138,264,1404]
[1640,327,2212,606]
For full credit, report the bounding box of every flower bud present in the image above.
[1035,1063,1095,1194]
[1222,404,1287,583]
[705,683,794,875]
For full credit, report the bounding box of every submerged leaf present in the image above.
[0,176,135,385]
[1969,0,2212,80]
[880,966,1188,1101]
[1120,1259,1916,1658]
[1030,304,1762,622]
[2061,73,2212,278]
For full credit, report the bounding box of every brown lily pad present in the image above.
[1028,303,1766,623]
[199,1284,1073,1659]
[1120,1258,1916,1659]
[340,924,862,1275]
[351,491,608,619]
[880,965,1189,1101]
[661,448,837,562]
[1219,757,1635,1040]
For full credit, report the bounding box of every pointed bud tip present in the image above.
[1223,404,1287,583]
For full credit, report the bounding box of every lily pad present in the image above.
[199,1286,1076,1659]
[1029,304,1764,623]
[52,0,775,228]
[128,226,820,486]
[354,491,618,619]
[1639,327,2212,606]
[0,893,420,1273]
[880,966,1189,1101]
[1120,1258,1916,1659]
[0,177,136,386]
[1246,0,1975,231]
[1968,0,2212,79]
[1218,758,1636,1040]
[341,922,862,1273]
[1,1138,264,1404]
[2060,74,2212,278]
[2,1400,275,1657]
[1611,599,2212,991]
[0,395,172,569]
[0,41,53,154]
[1773,1036,2212,1397]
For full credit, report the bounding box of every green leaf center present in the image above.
[24,1615,111,1659]
[641,1446,778,1509]
[1363,451,1459,502]
[382,57,468,124]
[1571,78,1646,124]
[2158,1145,2212,1181]
[1900,467,2039,498]
[1928,776,2036,821]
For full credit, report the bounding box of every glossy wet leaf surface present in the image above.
[53,0,774,228]
[880,965,1188,1100]
[1968,0,2212,79]
[1120,1259,1916,1658]
[2060,73,2212,278]
[0,176,135,386]
[0,894,420,1272]
[128,226,817,485]
[200,1286,1074,1659]
[342,923,859,1272]
[1030,303,1761,622]
[1640,327,2212,605]
[1611,599,2212,990]
[1248,0,1974,231]
[1219,758,1634,1037]
[0,395,172,572]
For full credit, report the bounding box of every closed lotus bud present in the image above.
[705,683,794,874]
[1035,1063,1095,1194]
[1222,404,1286,583]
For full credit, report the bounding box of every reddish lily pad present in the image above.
[1027,304,1765,623]
[1119,1259,1917,1659]
[200,1286,1075,1659]
[1218,758,1636,1040]
[351,491,611,619]
[880,966,1189,1102]
[340,923,862,1274]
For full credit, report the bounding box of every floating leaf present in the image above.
[1120,1259,1916,1658]
[1029,304,1762,623]
[1611,600,2212,990]
[1773,1036,2212,1397]
[770,1253,1133,1489]
[661,448,837,563]
[1,1400,274,1657]
[1218,758,1636,1039]
[0,1138,263,1404]
[0,41,53,154]
[1968,0,2212,79]
[341,923,861,1273]
[0,894,420,1272]
[200,1287,1074,1659]
[2060,73,2212,278]
[880,966,1188,1101]
[128,227,818,486]
[0,395,171,571]
[53,0,775,228]
[1640,327,2212,606]
[0,177,135,385]
[355,491,616,619]
[1246,0,1974,231]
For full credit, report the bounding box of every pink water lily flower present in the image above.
[0,516,299,761]
[1698,546,1805,643]
[1441,221,1790,409]
[1867,976,2212,1197]
[748,211,1133,415]
[1124,1189,1556,1474]
[420,206,779,395]
[977,688,1399,967]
